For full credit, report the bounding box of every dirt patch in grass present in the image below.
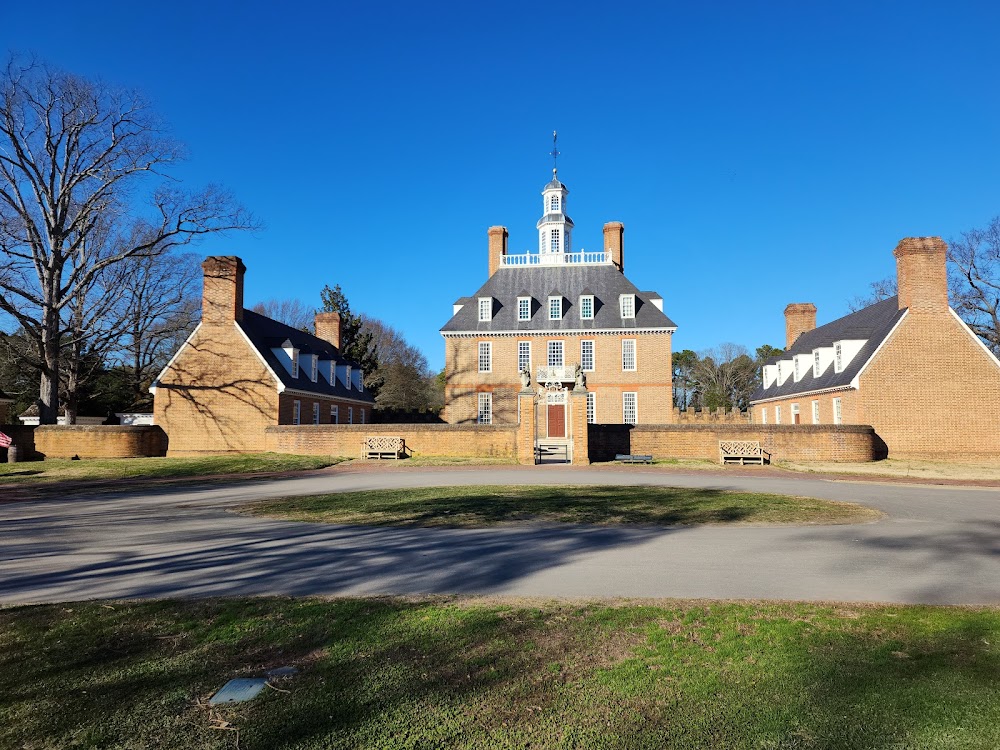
[2,596,999,749]
[245,484,881,528]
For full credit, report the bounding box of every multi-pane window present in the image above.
[777,362,783,382]
[478,341,492,373]
[794,358,800,380]
[586,392,596,424]
[623,392,637,425]
[548,296,562,320]
[812,400,820,424]
[346,365,352,389]
[619,294,635,319]
[293,400,301,425]
[550,229,560,252]
[291,349,299,378]
[549,194,559,211]
[814,351,821,377]
[761,408,767,424]
[478,392,493,425]
[359,409,365,424]
[312,402,320,424]
[622,339,636,371]
[310,356,317,382]
[547,340,564,367]
[775,405,782,424]
[478,298,491,322]
[518,297,531,321]
[581,340,594,371]
[358,372,364,392]
[330,405,339,424]
[834,343,843,373]
[518,341,531,373]
[833,397,843,425]
[579,295,594,320]
[348,407,353,424]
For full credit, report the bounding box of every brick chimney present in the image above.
[894,236,948,314]
[314,311,342,349]
[784,303,817,349]
[604,222,624,272]
[201,256,245,325]
[487,226,508,277]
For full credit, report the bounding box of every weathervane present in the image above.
[550,130,560,176]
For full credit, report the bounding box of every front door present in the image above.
[547,403,566,438]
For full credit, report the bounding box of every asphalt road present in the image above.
[2,466,999,606]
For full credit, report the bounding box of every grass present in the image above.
[246,484,880,527]
[0,452,343,485]
[779,458,1000,482]
[1,596,999,749]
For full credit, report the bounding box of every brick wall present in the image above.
[154,321,280,454]
[673,407,750,424]
[32,426,167,459]
[589,423,878,463]
[277,394,371,427]
[752,391,861,429]
[264,423,518,459]
[444,332,673,426]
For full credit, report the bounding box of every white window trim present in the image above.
[517,341,531,373]
[775,405,782,424]
[348,406,354,424]
[478,297,492,322]
[623,392,637,425]
[478,392,493,425]
[791,403,800,423]
[547,340,564,367]
[622,339,637,371]
[811,400,820,424]
[345,364,352,390]
[619,294,636,319]
[581,340,595,372]
[312,402,320,425]
[359,409,365,424]
[517,296,531,321]
[479,341,492,373]
[310,355,317,382]
[832,397,843,425]
[761,408,767,424]
[291,349,299,378]
[548,296,562,320]
[330,404,339,424]
[293,400,301,425]
[586,392,596,424]
[579,295,594,320]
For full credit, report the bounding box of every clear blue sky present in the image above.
[6,1,1000,370]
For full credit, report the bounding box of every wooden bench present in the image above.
[363,436,405,460]
[718,440,770,465]
[615,454,653,464]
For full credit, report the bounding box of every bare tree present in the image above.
[361,316,439,412]
[694,343,757,410]
[847,276,897,312]
[949,217,1000,355]
[249,298,314,331]
[0,57,255,423]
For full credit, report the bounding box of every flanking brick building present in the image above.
[152,256,374,454]
[440,169,676,455]
[750,237,1000,458]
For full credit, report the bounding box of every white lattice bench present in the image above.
[719,440,770,465]
[364,436,405,460]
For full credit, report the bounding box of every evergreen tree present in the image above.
[318,284,381,396]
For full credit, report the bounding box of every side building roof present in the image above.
[440,265,677,333]
[238,309,374,403]
[751,296,905,403]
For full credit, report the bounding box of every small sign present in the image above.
[209,678,268,705]
[0,432,11,449]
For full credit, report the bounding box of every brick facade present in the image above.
[33,425,167,459]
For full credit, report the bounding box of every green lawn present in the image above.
[0,453,342,485]
[247,484,880,527]
[1,597,998,749]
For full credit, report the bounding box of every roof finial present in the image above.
[550,130,559,177]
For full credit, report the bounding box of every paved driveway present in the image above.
[2,466,999,606]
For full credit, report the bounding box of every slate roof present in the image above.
[750,296,905,403]
[238,309,374,403]
[440,265,676,333]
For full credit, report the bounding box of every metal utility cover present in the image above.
[209,678,268,705]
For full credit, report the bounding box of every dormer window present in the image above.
[549,194,559,211]
[548,296,562,320]
[358,371,364,392]
[777,361,783,383]
[290,349,299,378]
[814,350,821,378]
[550,229,560,252]
[310,355,317,383]
[619,294,635,319]
[345,365,352,389]
[478,297,492,322]
[579,295,594,320]
[834,343,843,373]
[794,357,800,381]
[518,297,531,321]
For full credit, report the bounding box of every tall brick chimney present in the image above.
[201,256,245,325]
[784,303,817,348]
[487,226,508,277]
[894,236,948,314]
[314,311,342,349]
[604,222,624,273]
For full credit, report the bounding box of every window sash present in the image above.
[580,296,594,320]
[623,392,637,425]
[547,341,564,367]
[550,229,560,252]
[330,405,338,424]
[291,350,299,378]
[761,408,767,424]
[548,297,561,319]
[293,400,301,425]
[775,405,782,424]
[620,295,635,319]
[622,339,636,371]
[581,340,594,371]
[812,400,820,424]
[478,298,491,322]
[833,398,843,425]
[312,403,320,425]
[348,407,353,424]
[478,342,492,372]
[346,365,352,389]
[586,392,596,424]
[518,341,531,372]
[518,297,530,321]
[478,393,492,425]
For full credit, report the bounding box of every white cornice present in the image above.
[282,387,374,406]
[441,327,676,338]
[751,384,856,405]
